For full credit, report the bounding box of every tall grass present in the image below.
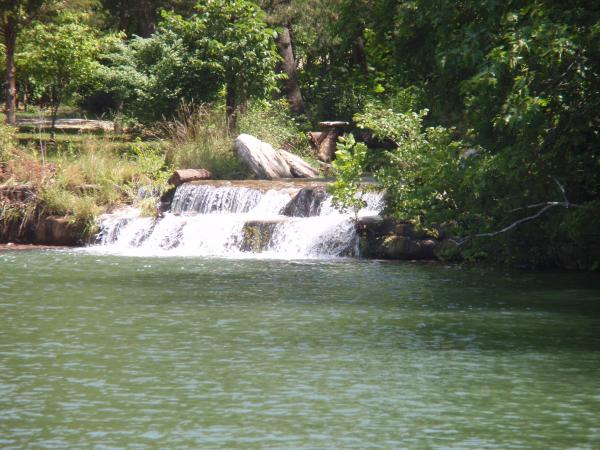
[0,123,18,157]
[1,133,171,240]
[1,99,318,242]
[238,99,311,156]
[41,137,171,234]
[160,104,248,179]
[160,101,316,179]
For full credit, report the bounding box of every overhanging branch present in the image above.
[454,177,579,246]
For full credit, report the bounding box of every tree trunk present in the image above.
[4,19,17,125]
[137,0,156,37]
[50,88,60,140]
[225,81,237,132]
[276,25,305,115]
[352,33,367,74]
[50,105,58,140]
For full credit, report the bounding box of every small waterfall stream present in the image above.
[93,182,383,258]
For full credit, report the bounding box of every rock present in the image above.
[380,236,438,259]
[168,169,213,187]
[282,186,327,217]
[235,134,292,179]
[34,216,80,246]
[278,149,320,178]
[235,134,319,179]
[240,219,288,252]
[157,187,177,215]
[0,184,35,203]
[357,217,440,260]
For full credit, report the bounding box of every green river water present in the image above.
[1,250,599,449]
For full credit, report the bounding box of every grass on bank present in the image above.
[1,125,171,240]
[1,100,320,241]
[159,104,246,179]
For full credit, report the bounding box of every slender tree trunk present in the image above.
[138,0,156,37]
[4,19,18,125]
[225,81,237,132]
[50,106,58,140]
[238,79,248,116]
[23,88,29,112]
[118,1,128,33]
[50,89,60,140]
[352,33,367,73]
[277,25,305,115]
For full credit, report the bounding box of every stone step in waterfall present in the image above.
[95,180,383,258]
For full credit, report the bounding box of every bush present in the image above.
[330,134,367,219]
[0,123,18,158]
[347,100,600,268]
[354,104,466,227]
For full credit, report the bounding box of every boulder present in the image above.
[34,216,80,246]
[357,217,440,260]
[379,236,438,260]
[0,184,35,203]
[235,134,319,179]
[278,149,320,178]
[168,169,212,187]
[282,186,327,217]
[241,219,288,252]
[157,187,177,215]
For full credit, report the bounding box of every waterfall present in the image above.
[92,182,383,258]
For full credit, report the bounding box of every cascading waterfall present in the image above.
[93,182,383,258]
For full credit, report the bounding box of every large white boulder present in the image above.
[235,134,319,179]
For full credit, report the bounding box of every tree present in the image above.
[165,0,281,129]
[275,24,305,114]
[102,0,281,126]
[258,0,310,114]
[18,13,106,136]
[0,0,55,124]
[99,0,196,37]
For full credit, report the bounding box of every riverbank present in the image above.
[2,117,597,269]
[0,243,72,251]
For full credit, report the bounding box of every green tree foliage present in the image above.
[99,0,196,37]
[1,0,57,124]
[18,13,108,135]
[321,1,599,267]
[99,0,281,124]
[354,105,465,226]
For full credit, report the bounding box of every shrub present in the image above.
[354,104,465,226]
[0,123,17,158]
[330,134,367,219]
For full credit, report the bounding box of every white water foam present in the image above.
[89,184,383,259]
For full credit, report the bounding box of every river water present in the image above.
[1,250,599,449]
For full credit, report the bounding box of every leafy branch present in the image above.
[454,178,579,245]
